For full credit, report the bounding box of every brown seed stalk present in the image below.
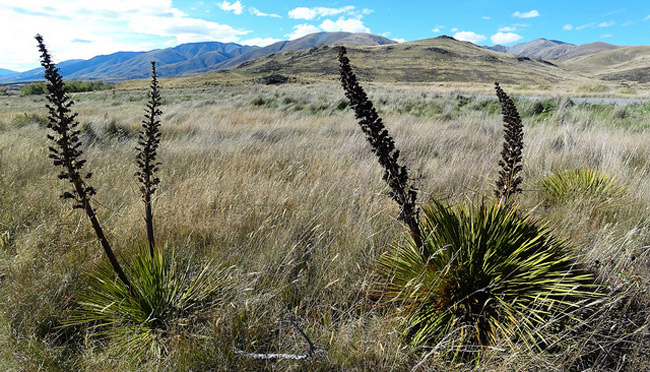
[136,61,162,258]
[36,34,134,295]
[494,82,524,203]
[338,46,422,247]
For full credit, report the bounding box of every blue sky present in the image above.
[1,0,648,71]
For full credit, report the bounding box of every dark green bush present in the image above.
[20,80,112,95]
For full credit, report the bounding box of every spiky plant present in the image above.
[67,249,230,358]
[338,46,422,247]
[540,168,627,209]
[36,34,133,294]
[136,61,162,258]
[377,199,597,351]
[494,82,524,203]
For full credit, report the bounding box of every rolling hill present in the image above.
[488,38,621,61]
[210,32,397,71]
[561,46,650,83]
[190,36,578,85]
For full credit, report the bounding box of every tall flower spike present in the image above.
[36,34,134,294]
[136,61,162,258]
[338,46,422,247]
[494,82,524,203]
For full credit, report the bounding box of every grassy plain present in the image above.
[1,82,650,370]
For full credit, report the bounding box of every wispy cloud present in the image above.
[218,1,242,15]
[575,23,595,30]
[453,31,486,44]
[598,21,615,27]
[644,14,650,21]
[432,24,445,33]
[498,26,516,32]
[0,0,251,70]
[563,24,573,30]
[482,16,490,20]
[491,32,522,44]
[512,10,539,18]
[601,34,613,38]
[248,7,281,18]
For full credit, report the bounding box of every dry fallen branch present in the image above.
[235,320,315,360]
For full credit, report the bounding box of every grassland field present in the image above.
[1,82,650,371]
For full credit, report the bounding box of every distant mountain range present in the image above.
[2,33,648,85]
[0,32,395,83]
[0,68,17,76]
[486,38,621,61]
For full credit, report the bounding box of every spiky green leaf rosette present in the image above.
[540,168,627,209]
[377,200,598,350]
[66,249,230,358]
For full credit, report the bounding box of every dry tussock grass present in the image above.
[0,83,649,370]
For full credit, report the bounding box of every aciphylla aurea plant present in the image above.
[338,46,422,247]
[494,82,524,203]
[136,61,162,258]
[36,34,134,295]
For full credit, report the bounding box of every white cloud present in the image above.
[490,32,522,44]
[218,1,243,15]
[320,17,369,33]
[392,38,406,43]
[601,34,613,38]
[288,7,317,20]
[482,16,490,20]
[450,27,459,32]
[286,24,321,40]
[432,24,445,33]
[498,26,516,32]
[512,10,539,18]
[0,0,250,71]
[644,14,650,21]
[240,37,282,46]
[284,14,371,41]
[248,7,281,18]
[563,24,573,30]
[598,21,615,27]
[453,31,487,44]
[288,6,356,20]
